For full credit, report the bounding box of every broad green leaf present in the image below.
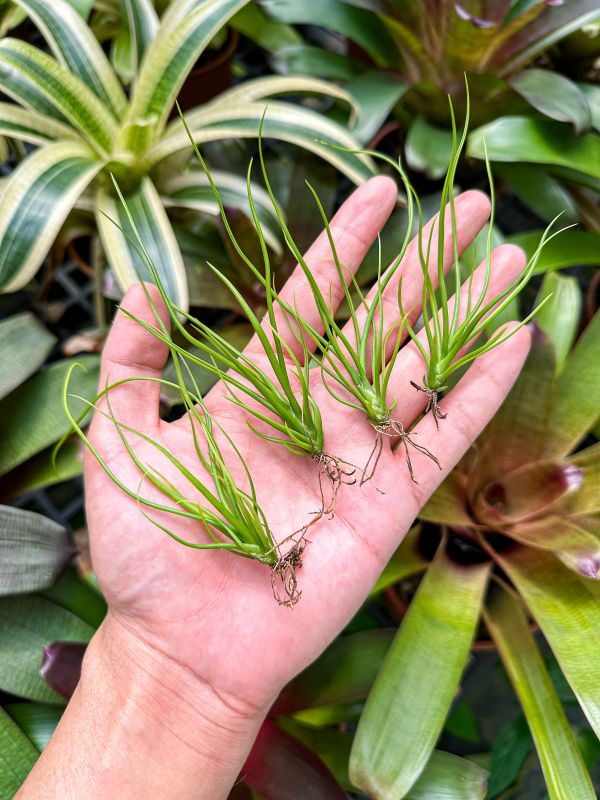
[420,471,472,526]
[0,438,84,502]
[350,548,490,799]
[578,82,600,132]
[344,70,406,145]
[274,630,394,716]
[96,176,188,310]
[507,230,600,274]
[0,354,99,475]
[151,101,375,185]
[564,442,600,515]
[509,69,592,134]
[534,273,581,369]
[0,103,77,146]
[0,40,117,154]
[13,0,127,118]
[486,716,532,800]
[0,312,55,400]
[277,720,353,790]
[0,142,101,293]
[468,118,600,180]
[260,0,399,66]
[469,327,556,493]
[484,585,595,800]
[0,506,73,596]
[370,524,427,596]
[232,3,302,52]
[405,117,454,180]
[41,566,107,629]
[0,595,93,703]
[406,750,487,800]
[497,548,600,739]
[272,45,364,81]
[122,0,159,73]
[5,702,62,752]
[542,309,600,458]
[121,0,250,151]
[495,164,579,224]
[508,515,600,579]
[444,701,479,744]
[0,706,38,796]
[161,168,282,253]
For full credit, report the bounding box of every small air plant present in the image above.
[59,360,316,607]
[369,88,561,428]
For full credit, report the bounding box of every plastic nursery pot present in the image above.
[174,28,240,113]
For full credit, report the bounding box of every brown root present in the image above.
[313,452,357,517]
[410,381,447,429]
[362,418,442,485]
[271,538,306,608]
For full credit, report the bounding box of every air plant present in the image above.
[59,359,315,607]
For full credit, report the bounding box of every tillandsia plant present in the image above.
[0,0,374,306]
[60,358,317,607]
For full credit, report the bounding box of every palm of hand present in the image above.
[85,176,529,711]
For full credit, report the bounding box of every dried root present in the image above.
[410,381,447,429]
[362,418,441,485]
[313,452,357,517]
[271,538,306,608]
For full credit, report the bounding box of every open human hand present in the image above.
[84,175,530,719]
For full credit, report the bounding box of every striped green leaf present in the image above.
[120,0,250,152]
[96,176,188,309]
[122,0,159,74]
[13,0,126,118]
[0,707,38,796]
[485,585,595,800]
[150,100,375,184]
[0,103,77,146]
[161,168,282,253]
[0,141,102,293]
[350,546,490,799]
[0,40,117,154]
[497,548,600,739]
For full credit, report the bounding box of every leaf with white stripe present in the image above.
[0,40,117,154]
[122,0,159,74]
[0,103,78,146]
[150,101,375,184]
[120,0,250,152]
[161,169,282,254]
[96,176,189,309]
[0,141,102,293]
[13,0,126,118]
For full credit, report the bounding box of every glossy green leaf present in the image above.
[0,312,55,400]
[96,176,189,310]
[0,706,38,796]
[578,82,600,132]
[0,595,93,703]
[370,525,428,596]
[484,585,595,800]
[274,630,394,716]
[0,142,102,293]
[232,3,302,52]
[260,0,399,66]
[507,230,600,274]
[444,701,479,744]
[0,505,73,596]
[486,716,532,800]
[41,566,107,629]
[350,548,490,799]
[468,117,600,180]
[0,354,99,475]
[496,164,579,224]
[344,70,406,145]
[405,116,454,180]
[0,103,77,146]
[534,273,582,369]
[542,309,600,458]
[508,515,600,579]
[120,0,249,151]
[152,100,375,185]
[406,750,487,800]
[5,702,62,752]
[272,45,363,81]
[13,0,127,118]
[509,69,592,134]
[0,40,117,154]
[497,548,600,739]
